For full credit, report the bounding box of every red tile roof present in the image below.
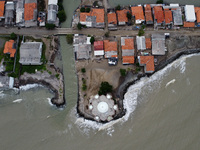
[0,1,5,17]
[131,6,145,21]
[195,7,200,23]
[104,40,117,52]
[123,56,134,64]
[145,4,153,22]
[153,6,164,23]
[80,12,90,22]
[80,8,104,23]
[139,56,155,72]
[122,38,134,50]
[164,9,172,24]
[4,40,16,58]
[116,9,129,23]
[183,22,195,27]
[94,41,104,50]
[24,3,37,21]
[107,12,117,24]
[145,38,152,49]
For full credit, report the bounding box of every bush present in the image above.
[58,10,66,23]
[45,23,55,30]
[142,24,146,29]
[120,69,126,77]
[127,12,132,20]
[98,82,113,95]
[80,7,85,12]
[105,31,109,37]
[82,84,87,91]
[66,34,73,44]
[138,28,144,36]
[156,0,163,4]
[81,68,86,73]
[90,36,95,44]
[10,32,17,40]
[86,8,90,13]
[77,22,82,30]
[115,5,121,10]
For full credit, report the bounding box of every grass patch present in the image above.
[120,69,126,76]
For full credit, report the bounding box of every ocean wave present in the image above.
[19,84,42,91]
[13,99,23,103]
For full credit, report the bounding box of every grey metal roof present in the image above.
[47,4,58,23]
[16,0,24,26]
[136,36,146,50]
[152,34,165,55]
[172,8,183,25]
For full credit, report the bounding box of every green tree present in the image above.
[80,7,85,12]
[10,32,17,40]
[105,31,109,37]
[120,69,126,76]
[98,82,113,95]
[45,23,55,30]
[90,36,95,44]
[58,10,66,23]
[127,12,132,20]
[115,5,121,10]
[66,34,73,44]
[86,8,91,13]
[138,28,145,36]
[156,0,163,4]
[81,68,86,73]
[77,22,82,30]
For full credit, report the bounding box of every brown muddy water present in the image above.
[0,0,200,150]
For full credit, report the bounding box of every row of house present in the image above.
[0,0,59,27]
[79,4,200,29]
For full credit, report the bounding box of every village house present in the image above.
[153,6,165,27]
[138,56,155,73]
[107,11,117,30]
[164,8,173,26]
[116,9,129,26]
[136,36,146,50]
[19,42,43,65]
[104,40,118,65]
[73,34,91,60]
[131,5,145,24]
[172,7,183,26]
[47,0,58,26]
[195,7,200,26]
[24,0,37,27]
[152,34,166,55]
[185,5,196,22]
[16,0,24,27]
[145,38,152,50]
[4,1,15,27]
[0,1,5,22]
[94,41,104,56]
[3,40,16,58]
[183,22,195,28]
[121,37,135,65]
[144,4,153,25]
[80,8,105,28]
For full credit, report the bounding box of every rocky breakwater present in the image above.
[19,71,65,107]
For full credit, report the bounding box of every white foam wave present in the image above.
[47,98,54,106]
[0,82,3,87]
[19,84,42,91]
[13,99,23,103]
[165,79,176,88]
[74,53,199,133]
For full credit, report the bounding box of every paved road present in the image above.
[0,27,200,37]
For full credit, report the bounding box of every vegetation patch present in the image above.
[57,0,67,23]
[120,69,126,77]
[66,34,74,44]
[98,82,113,95]
[45,23,56,30]
[81,68,86,73]
[90,36,95,44]
[138,28,145,36]
[115,5,121,10]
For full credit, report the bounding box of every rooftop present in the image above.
[136,36,146,50]
[116,9,129,23]
[0,1,5,18]
[195,7,200,23]
[131,6,145,22]
[80,8,104,23]
[104,40,117,58]
[138,56,155,73]
[164,9,172,24]
[4,40,16,57]
[152,34,165,55]
[24,3,37,21]
[94,41,104,50]
[144,4,153,23]
[145,38,152,49]
[107,12,117,25]
[121,38,134,50]
[183,22,195,27]
[153,6,164,24]
[172,8,183,25]
[122,56,134,64]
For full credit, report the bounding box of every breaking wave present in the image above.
[74,53,200,134]
[19,84,42,91]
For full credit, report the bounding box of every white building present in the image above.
[136,36,146,50]
[185,5,196,22]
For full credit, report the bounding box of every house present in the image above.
[136,36,146,50]
[131,6,145,24]
[153,6,165,25]
[80,8,105,28]
[107,11,117,29]
[94,41,104,56]
[47,0,58,25]
[145,38,152,49]
[116,9,129,25]
[184,5,196,22]
[24,0,37,27]
[144,4,153,25]
[3,40,16,58]
[4,2,15,26]
[19,42,43,65]
[104,40,118,65]
[195,7,200,26]
[16,0,24,27]
[183,22,195,28]
[152,34,166,55]
[73,34,91,60]
[172,7,183,26]
[164,9,172,25]
[121,37,135,65]
[138,56,155,73]
[0,1,5,21]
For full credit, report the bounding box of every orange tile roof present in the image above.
[123,56,134,64]
[104,40,117,52]
[131,6,145,21]
[107,12,117,24]
[24,3,37,21]
[153,6,164,23]
[4,40,16,58]
[122,38,134,50]
[116,9,129,23]
[164,10,172,24]
[195,7,200,23]
[195,7,200,13]
[0,1,5,17]
[145,38,152,49]
[183,22,195,27]
[80,9,104,23]
[80,12,90,22]
[139,56,154,72]
[145,4,153,22]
